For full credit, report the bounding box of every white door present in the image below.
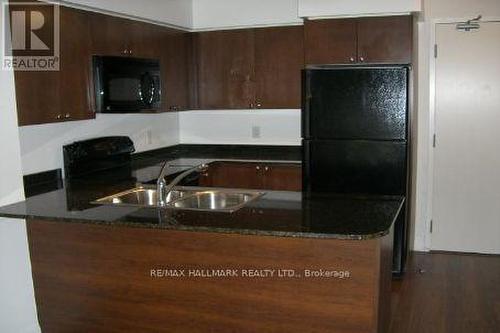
[432,22,500,253]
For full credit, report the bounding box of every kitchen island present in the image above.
[0,150,403,333]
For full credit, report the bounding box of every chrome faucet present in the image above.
[157,162,209,206]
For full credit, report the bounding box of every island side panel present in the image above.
[27,219,385,333]
[375,226,394,333]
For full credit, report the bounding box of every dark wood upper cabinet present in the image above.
[131,21,163,59]
[15,6,94,126]
[89,13,130,56]
[89,13,165,58]
[305,16,412,65]
[357,16,413,64]
[254,26,304,109]
[195,29,255,109]
[59,7,93,121]
[162,31,191,111]
[195,26,304,110]
[305,19,357,65]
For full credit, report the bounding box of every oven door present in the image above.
[94,56,162,113]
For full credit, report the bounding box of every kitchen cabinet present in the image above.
[305,15,412,65]
[59,7,94,122]
[254,26,304,109]
[357,16,413,64]
[89,13,131,57]
[89,13,163,58]
[261,164,302,191]
[15,6,94,126]
[199,162,302,191]
[304,19,357,65]
[162,31,192,111]
[195,26,304,109]
[199,162,258,189]
[194,29,255,109]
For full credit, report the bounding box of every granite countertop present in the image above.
[0,149,404,240]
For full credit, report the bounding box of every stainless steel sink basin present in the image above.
[92,186,264,212]
[171,190,264,213]
[92,186,194,208]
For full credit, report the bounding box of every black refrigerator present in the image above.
[302,65,410,275]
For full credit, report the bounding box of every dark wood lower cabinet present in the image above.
[199,161,302,191]
[261,164,302,191]
[27,219,393,332]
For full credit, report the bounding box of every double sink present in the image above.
[92,185,264,213]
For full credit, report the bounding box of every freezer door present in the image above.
[303,67,408,140]
[303,140,407,195]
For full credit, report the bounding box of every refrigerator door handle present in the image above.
[301,70,311,139]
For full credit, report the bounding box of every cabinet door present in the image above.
[15,6,93,126]
[305,19,357,65]
[59,7,93,121]
[262,164,302,191]
[89,13,129,56]
[162,31,191,111]
[195,30,255,109]
[199,162,261,189]
[130,21,163,59]
[254,26,304,109]
[14,71,59,126]
[357,16,412,64]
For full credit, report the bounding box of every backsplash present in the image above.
[179,109,301,146]
[18,113,180,176]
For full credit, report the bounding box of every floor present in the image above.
[389,252,500,333]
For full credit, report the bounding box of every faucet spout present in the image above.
[156,163,208,206]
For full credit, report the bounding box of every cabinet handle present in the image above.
[256,102,262,108]
[359,56,365,62]
[256,166,260,171]
[264,166,269,172]
[64,113,71,119]
[349,56,355,63]
[249,103,255,109]
[55,114,62,120]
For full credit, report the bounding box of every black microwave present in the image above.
[93,56,162,113]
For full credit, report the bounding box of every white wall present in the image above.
[179,110,301,146]
[413,0,500,251]
[299,0,421,18]
[0,2,40,331]
[19,113,180,176]
[192,0,302,30]
[423,0,500,20]
[56,0,193,29]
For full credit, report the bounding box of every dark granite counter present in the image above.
[0,147,404,240]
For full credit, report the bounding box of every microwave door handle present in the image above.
[140,73,154,107]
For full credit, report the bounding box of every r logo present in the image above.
[2,2,60,71]
[11,10,50,50]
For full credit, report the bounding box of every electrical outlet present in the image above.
[252,126,261,139]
